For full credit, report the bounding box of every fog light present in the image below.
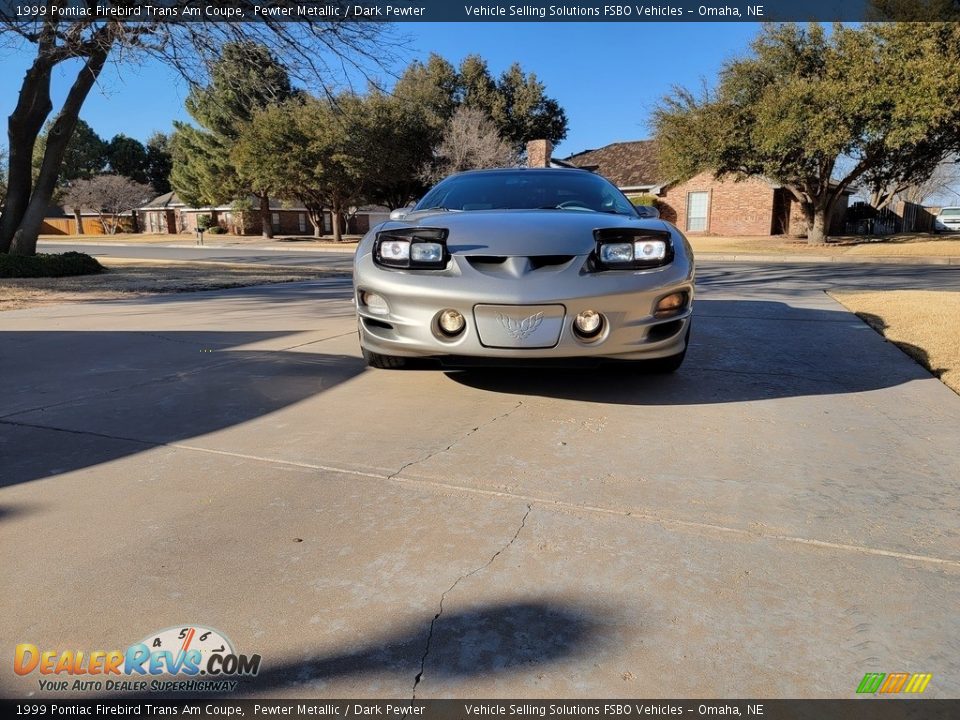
[655,292,687,317]
[574,310,603,338]
[360,291,389,315]
[438,309,465,336]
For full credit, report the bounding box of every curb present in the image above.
[39,240,359,254]
[696,252,960,265]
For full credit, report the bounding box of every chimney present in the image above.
[526,139,553,168]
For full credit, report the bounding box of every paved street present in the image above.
[1,259,959,699]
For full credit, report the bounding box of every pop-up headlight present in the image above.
[594,229,673,270]
[374,228,449,269]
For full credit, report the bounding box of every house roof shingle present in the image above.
[564,140,663,188]
[142,191,183,209]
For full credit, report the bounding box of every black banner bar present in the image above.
[2,700,960,720]
[1,0,959,23]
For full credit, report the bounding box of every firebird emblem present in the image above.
[497,312,544,341]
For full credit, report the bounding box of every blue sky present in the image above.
[0,22,760,157]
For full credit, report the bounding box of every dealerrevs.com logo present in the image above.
[14,625,261,693]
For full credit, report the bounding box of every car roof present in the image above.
[450,167,594,177]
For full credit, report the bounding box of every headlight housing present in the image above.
[374,227,449,269]
[593,228,673,270]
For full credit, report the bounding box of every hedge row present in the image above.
[0,252,104,278]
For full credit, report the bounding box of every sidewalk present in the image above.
[41,236,361,254]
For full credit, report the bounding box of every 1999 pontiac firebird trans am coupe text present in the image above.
[353,168,695,370]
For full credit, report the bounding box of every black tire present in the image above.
[646,325,691,373]
[362,348,407,369]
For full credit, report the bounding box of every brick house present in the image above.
[139,191,388,236]
[563,140,851,237]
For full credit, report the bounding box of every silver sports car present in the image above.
[353,168,695,370]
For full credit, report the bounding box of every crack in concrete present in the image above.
[409,504,532,704]
[388,401,523,480]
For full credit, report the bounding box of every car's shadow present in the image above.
[445,298,931,405]
[74,600,608,700]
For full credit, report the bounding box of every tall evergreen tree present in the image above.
[171,42,297,238]
[107,134,150,185]
[145,132,174,196]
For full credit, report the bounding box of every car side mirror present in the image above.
[389,207,413,221]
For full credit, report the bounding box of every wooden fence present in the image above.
[844,200,938,235]
[40,215,136,236]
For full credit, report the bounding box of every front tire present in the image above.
[362,348,407,369]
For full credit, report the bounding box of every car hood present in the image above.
[380,210,669,256]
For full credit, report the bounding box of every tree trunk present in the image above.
[798,195,837,245]
[331,199,343,243]
[259,193,273,239]
[73,207,84,235]
[0,58,54,252]
[9,46,110,256]
[306,208,323,237]
[807,207,828,244]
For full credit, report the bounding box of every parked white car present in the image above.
[934,207,960,232]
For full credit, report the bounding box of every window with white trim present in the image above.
[298,213,306,232]
[686,191,709,232]
[271,212,280,229]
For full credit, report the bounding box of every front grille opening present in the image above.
[465,255,575,271]
[362,317,394,331]
[647,319,684,342]
[465,256,508,271]
[529,255,575,270]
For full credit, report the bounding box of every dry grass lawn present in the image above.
[0,258,341,311]
[690,233,960,257]
[829,290,960,394]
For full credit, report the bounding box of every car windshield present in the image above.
[415,170,638,216]
[940,208,960,217]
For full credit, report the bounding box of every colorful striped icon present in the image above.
[857,672,932,694]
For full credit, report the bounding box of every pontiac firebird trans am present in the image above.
[353,168,695,370]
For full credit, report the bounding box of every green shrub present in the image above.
[196,214,214,231]
[630,195,658,206]
[0,252,104,278]
[205,226,225,234]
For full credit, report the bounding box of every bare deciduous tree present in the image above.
[425,107,518,183]
[63,174,153,235]
[870,155,960,208]
[0,5,391,255]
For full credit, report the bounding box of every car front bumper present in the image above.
[354,252,694,362]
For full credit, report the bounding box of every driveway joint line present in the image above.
[4,418,957,569]
[387,401,524,480]
[410,504,532,703]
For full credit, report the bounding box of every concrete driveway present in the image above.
[1,262,958,699]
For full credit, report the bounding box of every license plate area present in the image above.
[473,304,565,349]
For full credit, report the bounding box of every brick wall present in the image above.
[658,171,775,236]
